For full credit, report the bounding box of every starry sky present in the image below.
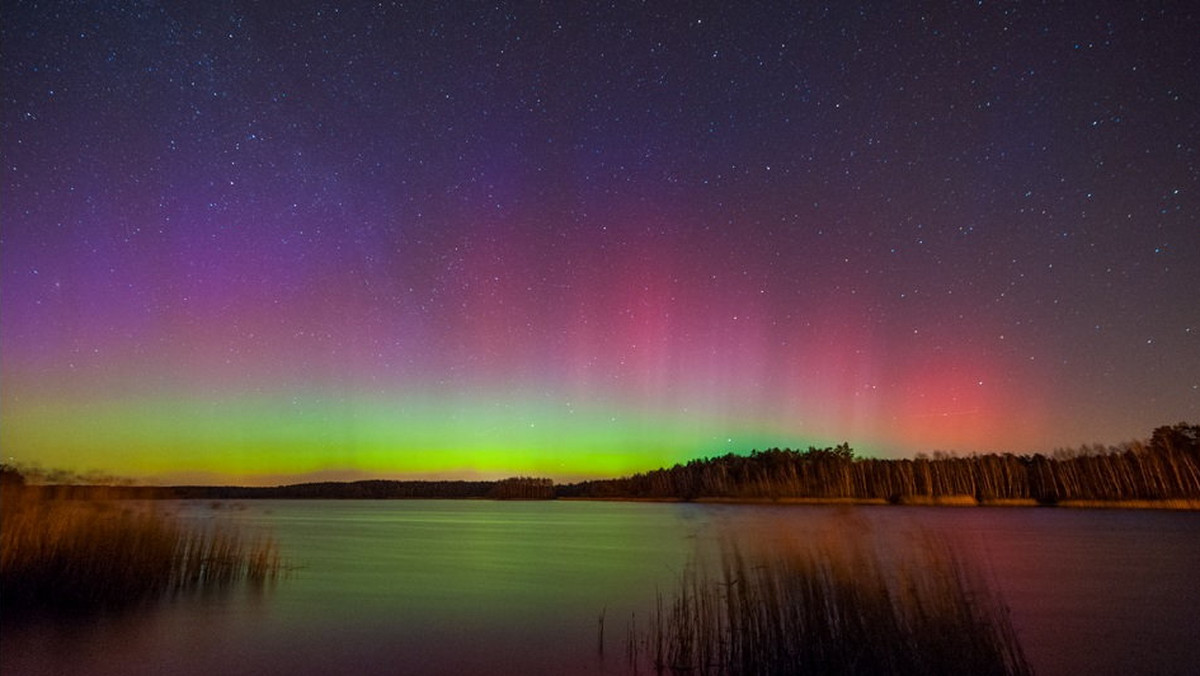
[2,1,1198,485]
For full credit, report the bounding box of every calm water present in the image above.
[4,501,1199,675]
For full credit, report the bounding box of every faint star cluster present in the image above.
[1,1,1197,481]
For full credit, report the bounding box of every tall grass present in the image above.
[627,533,1031,676]
[1,485,280,615]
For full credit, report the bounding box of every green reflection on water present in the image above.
[216,500,705,636]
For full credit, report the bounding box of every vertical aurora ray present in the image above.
[0,221,1053,483]
[2,2,1196,483]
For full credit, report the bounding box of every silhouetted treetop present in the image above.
[560,425,1200,503]
[1150,422,1200,456]
[1,463,26,487]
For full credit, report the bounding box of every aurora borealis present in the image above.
[2,2,1197,484]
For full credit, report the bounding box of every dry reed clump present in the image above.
[626,532,1031,676]
[1,486,280,615]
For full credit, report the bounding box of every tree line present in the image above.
[557,423,1200,503]
[3,423,1196,505]
[165,476,556,500]
[0,472,557,501]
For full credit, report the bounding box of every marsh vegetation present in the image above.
[1,478,280,616]
[626,531,1031,676]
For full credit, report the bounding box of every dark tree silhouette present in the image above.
[559,425,1200,504]
[1150,422,1200,456]
[0,464,25,488]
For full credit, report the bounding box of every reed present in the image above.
[1,485,280,615]
[628,533,1031,675]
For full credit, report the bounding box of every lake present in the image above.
[4,501,1199,675]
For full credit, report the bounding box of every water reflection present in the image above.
[4,502,1199,675]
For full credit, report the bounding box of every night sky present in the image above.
[3,1,1198,484]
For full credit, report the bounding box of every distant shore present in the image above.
[563,495,1200,510]
[6,482,1200,510]
[6,423,1199,508]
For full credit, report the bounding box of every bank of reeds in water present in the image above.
[1,486,280,615]
[627,534,1031,676]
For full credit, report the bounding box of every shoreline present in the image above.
[559,496,1200,510]
[11,485,1200,510]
